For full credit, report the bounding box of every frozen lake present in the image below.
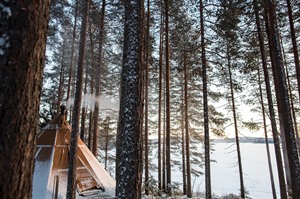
[209,142,279,198]
[148,141,280,198]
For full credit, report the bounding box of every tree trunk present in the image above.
[0,1,50,199]
[226,40,245,199]
[88,20,95,150]
[200,0,211,198]
[286,0,300,106]
[181,78,186,195]
[183,52,192,198]
[115,0,144,198]
[253,1,288,197]
[158,1,164,190]
[144,0,150,194]
[88,111,93,150]
[286,64,300,156]
[163,91,166,192]
[280,33,300,157]
[66,0,90,198]
[164,0,172,194]
[104,117,110,170]
[80,66,88,141]
[264,3,292,196]
[265,0,300,197]
[93,0,106,157]
[57,39,66,114]
[66,0,79,121]
[257,65,277,199]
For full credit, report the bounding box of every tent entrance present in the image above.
[76,166,102,194]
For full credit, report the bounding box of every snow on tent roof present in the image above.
[32,113,115,199]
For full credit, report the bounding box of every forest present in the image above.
[0,0,300,199]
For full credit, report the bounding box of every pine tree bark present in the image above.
[181,78,187,195]
[183,52,192,198]
[115,0,144,198]
[280,34,300,157]
[0,1,50,199]
[80,66,88,141]
[157,2,164,190]
[144,0,150,194]
[66,0,90,198]
[285,61,300,155]
[66,0,79,121]
[104,117,110,170]
[253,1,288,197]
[286,0,300,106]
[264,3,293,195]
[265,0,300,197]
[88,21,95,150]
[200,0,211,197]
[93,0,106,156]
[164,0,172,193]
[57,39,66,114]
[162,93,166,192]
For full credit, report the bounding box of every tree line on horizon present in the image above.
[0,0,300,199]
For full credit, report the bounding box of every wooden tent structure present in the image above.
[32,108,115,199]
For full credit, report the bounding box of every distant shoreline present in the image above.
[212,137,274,144]
[148,136,275,144]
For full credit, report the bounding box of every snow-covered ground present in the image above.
[141,141,280,199]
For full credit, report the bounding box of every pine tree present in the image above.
[253,1,288,197]
[41,0,75,124]
[180,81,187,195]
[257,60,277,199]
[183,52,192,198]
[144,0,151,195]
[66,0,90,198]
[115,0,144,198]
[0,1,50,198]
[286,0,300,107]
[200,0,211,198]
[93,0,106,157]
[215,1,246,197]
[157,0,164,191]
[265,0,300,197]
[66,0,79,121]
[164,0,172,194]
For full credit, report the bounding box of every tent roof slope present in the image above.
[33,113,116,199]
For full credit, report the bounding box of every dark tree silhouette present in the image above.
[265,0,300,198]
[286,0,300,107]
[253,0,287,197]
